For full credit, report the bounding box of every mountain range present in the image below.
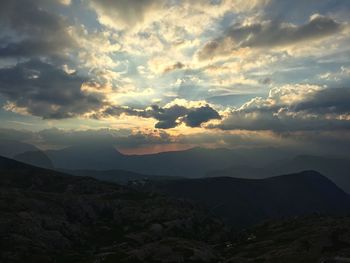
[1,140,349,194]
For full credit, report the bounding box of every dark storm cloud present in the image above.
[198,15,342,60]
[0,0,76,59]
[214,87,350,132]
[0,1,105,120]
[101,103,221,129]
[0,39,72,58]
[183,106,221,127]
[0,59,105,119]
[293,88,350,114]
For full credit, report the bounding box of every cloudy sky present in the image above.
[0,0,350,154]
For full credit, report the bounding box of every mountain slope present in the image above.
[208,155,350,193]
[145,171,350,227]
[0,156,229,263]
[14,150,54,169]
[46,144,124,170]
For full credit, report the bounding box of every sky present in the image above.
[0,0,350,154]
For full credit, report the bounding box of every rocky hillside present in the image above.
[1,156,350,262]
[0,156,230,262]
[143,171,350,227]
[223,216,350,262]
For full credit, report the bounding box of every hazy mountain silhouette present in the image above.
[45,145,247,177]
[0,139,39,158]
[13,142,349,193]
[46,144,124,170]
[208,155,350,193]
[145,171,350,227]
[14,150,54,169]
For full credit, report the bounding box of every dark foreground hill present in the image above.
[1,156,350,262]
[224,215,350,262]
[144,171,350,227]
[0,156,230,263]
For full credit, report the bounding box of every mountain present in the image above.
[0,139,39,158]
[14,150,54,169]
[143,171,350,227]
[208,155,350,193]
[0,156,230,262]
[46,144,124,170]
[46,145,247,177]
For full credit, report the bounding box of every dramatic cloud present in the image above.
[89,0,164,29]
[0,60,105,119]
[100,103,221,129]
[0,0,349,154]
[215,86,350,132]
[0,0,76,59]
[183,106,221,127]
[198,14,343,60]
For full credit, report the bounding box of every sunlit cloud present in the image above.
[0,0,349,153]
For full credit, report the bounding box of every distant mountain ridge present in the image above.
[7,141,349,193]
[45,145,247,177]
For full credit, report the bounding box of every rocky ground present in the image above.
[223,216,350,263]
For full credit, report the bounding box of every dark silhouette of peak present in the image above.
[146,171,350,227]
[14,150,54,169]
[46,144,124,170]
